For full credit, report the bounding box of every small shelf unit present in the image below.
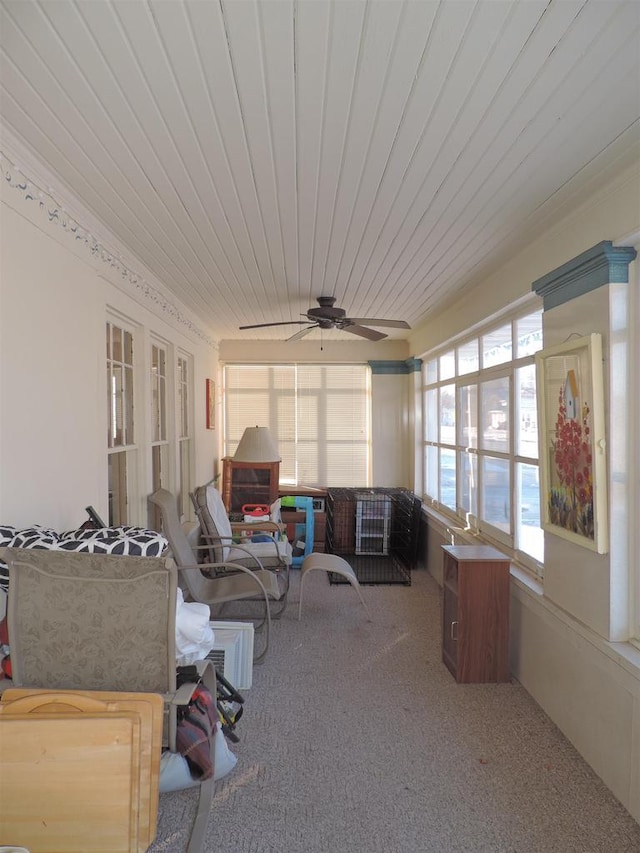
[441,544,511,683]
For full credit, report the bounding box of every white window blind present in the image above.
[224,363,371,488]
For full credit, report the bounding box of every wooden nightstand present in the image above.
[441,545,511,683]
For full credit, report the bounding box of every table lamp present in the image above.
[233,426,280,462]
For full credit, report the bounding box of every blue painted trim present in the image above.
[531,241,637,310]
[369,359,421,374]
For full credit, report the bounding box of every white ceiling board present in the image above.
[0,0,638,343]
[320,1,440,315]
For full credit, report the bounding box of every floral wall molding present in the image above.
[0,151,215,348]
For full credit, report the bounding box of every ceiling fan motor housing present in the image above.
[307,296,346,323]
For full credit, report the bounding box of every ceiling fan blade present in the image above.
[348,318,411,329]
[345,324,387,341]
[239,321,310,330]
[287,325,316,342]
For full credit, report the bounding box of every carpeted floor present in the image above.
[149,568,640,853]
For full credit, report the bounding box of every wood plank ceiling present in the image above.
[1,0,639,342]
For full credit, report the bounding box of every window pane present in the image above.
[124,366,134,444]
[440,448,456,510]
[425,358,438,384]
[112,365,124,446]
[516,364,538,459]
[425,445,438,498]
[159,378,166,441]
[178,357,189,438]
[440,350,455,380]
[517,462,543,562]
[458,339,479,375]
[107,367,113,447]
[123,331,133,364]
[425,389,438,441]
[440,384,455,445]
[108,451,127,526]
[460,451,477,517]
[149,443,169,529]
[480,377,509,452]
[482,323,512,367]
[516,310,543,357]
[458,384,477,448]
[481,456,510,532]
[107,321,134,449]
[178,438,191,520]
[151,358,160,442]
[112,325,122,362]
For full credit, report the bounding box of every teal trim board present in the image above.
[369,358,422,375]
[532,241,637,310]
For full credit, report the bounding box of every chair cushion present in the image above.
[59,526,168,556]
[0,525,168,593]
[5,526,60,549]
[205,485,233,539]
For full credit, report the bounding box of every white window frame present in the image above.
[148,338,170,529]
[422,305,543,578]
[176,351,194,522]
[106,316,138,526]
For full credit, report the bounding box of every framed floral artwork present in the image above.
[206,378,215,430]
[535,333,607,553]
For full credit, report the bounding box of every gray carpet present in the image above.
[149,568,640,853]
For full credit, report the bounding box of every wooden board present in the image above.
[0,710,140,852]
[2,687,164,853]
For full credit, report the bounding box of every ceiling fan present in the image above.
[239,296,411,342]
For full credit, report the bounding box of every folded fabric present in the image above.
[175,587,215,665]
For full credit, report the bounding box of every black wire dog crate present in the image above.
[326,488,421,585]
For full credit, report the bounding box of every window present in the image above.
[149,341,168,529]
[423,307,543,574]
[224,363,371,488]
[177,354,192,521]
[106,320,136,525]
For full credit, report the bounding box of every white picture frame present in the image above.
[535,333,608,553]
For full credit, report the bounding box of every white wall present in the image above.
[0,179,219,530]
[417,163,640,823]
[371,373,411,488]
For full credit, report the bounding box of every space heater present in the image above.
[206,621,254,690]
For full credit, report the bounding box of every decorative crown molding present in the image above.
[531,240,637,310]
[0,150,215,348]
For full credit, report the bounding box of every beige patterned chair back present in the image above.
[0,547,177,695]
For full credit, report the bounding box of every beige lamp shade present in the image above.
[233,426,281,462]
